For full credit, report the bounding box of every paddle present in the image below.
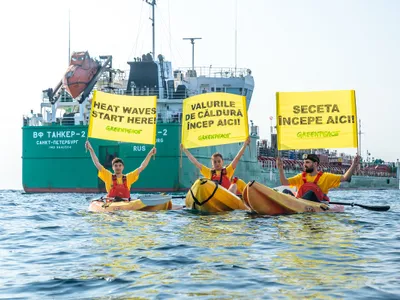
[329,201,390,212]
[171,194,243,199]
[86,195,172,206]
[86,196,107,201]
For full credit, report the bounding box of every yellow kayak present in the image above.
[243,181,345,215]
[185,178,248,213]
[88,194,173,213]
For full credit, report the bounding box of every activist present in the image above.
[85,140,156,198]
[180,137,251,194]
[277,153,360,202]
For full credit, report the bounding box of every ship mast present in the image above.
[183,37,202,71]
[145,0,156,60]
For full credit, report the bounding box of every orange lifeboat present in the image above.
[62,51,99,98]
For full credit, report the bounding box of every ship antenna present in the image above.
[145,0,156,60]
[183,37,202,71]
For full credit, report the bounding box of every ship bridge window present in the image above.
[226,88,243,95]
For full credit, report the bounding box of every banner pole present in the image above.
[354,90,360,156]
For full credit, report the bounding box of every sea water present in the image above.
[0,189,399,299]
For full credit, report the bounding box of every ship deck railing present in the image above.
[94,66,251,81]
[176,67,251,78]
[258,162,397,178]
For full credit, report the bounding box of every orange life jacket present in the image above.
[296,171,330,202]
[211,168,231,189]
[108,175,130,198]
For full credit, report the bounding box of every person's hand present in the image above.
[150,147,157,156]
[244,137,251,146]
[180,143,185,151]
[85,141,93,152]
[276,157,283,169]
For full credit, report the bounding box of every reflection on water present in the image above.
[176,213,257,285]
[86,210,373,298]
[1,190,399,299]
[84,209,389,298]
[87,211,174,283]
[87,210,258,287]
[178,214,256,248]
[266,214,372,298]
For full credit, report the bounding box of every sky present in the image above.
[1,0,399,189]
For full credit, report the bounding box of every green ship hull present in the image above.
[22,123,399,193]
[23,123,185,192]
[22,123,260,193]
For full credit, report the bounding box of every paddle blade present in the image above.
[356,204,391,212]
[330,201,391,212]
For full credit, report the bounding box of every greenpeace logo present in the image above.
[297,131,340,138]
[198,133,231,140]
[105,126,142,134]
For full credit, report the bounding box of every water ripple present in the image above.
[0,189,399,299]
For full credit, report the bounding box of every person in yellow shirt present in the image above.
[277,153,360,202]
[180,137,251,194]
[85,140,156,198]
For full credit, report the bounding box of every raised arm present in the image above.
[341,154,360,182]
[231,137,251,169]
[277,157,289,185]
[181,144,202,170]
[137,147,157,174]
[85,141,103,171]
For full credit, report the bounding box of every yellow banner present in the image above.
[88,91,156,144]
[276,90,358,150]
[181,92,249,149]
